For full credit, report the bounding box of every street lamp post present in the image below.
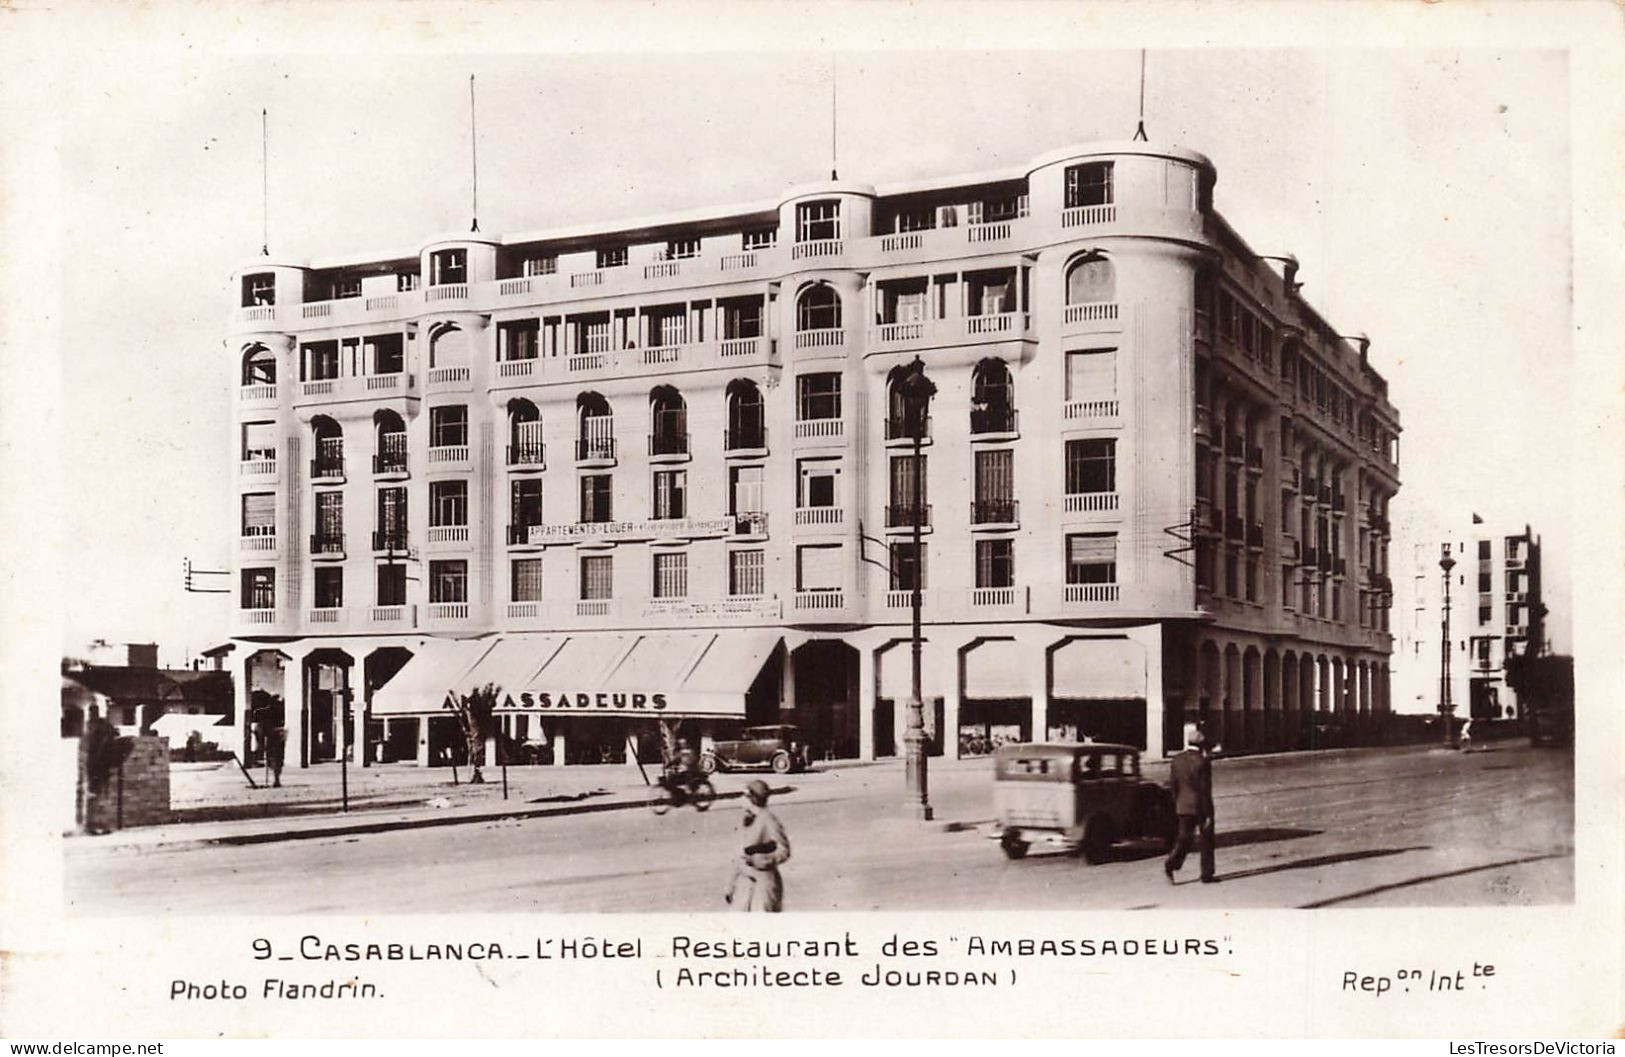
[893,357,936,821]
[1439,545,1457,748]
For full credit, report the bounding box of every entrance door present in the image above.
[874,699,896,757]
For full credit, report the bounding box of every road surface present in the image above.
[65,743,1571,913]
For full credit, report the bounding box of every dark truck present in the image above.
[700,725,811,774]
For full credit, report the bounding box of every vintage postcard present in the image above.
[1,0,1620,1041]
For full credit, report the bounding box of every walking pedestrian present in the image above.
[725,779,790,912]
[267,726,287,788]
[1459,718,1474,753]
[1164,722,1217,885]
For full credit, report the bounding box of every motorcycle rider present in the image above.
[662,738,704,800]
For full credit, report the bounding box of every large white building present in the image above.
[1392,520,1544,720]
[223,139,1402,770]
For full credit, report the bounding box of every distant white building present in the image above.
[1392,519,1544,719]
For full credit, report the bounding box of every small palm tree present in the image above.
[450,683,499,783]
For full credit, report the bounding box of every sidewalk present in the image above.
[73,743,1446,853]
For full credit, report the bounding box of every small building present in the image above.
[60,642,235,739]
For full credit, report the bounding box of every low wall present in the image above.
[78,735,171,832]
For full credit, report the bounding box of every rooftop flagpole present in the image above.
[469,74,480,233]
[830,56,839,180]
[261,108,270,255]
[1133,50,1149,142]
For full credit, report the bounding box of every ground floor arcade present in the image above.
[227,620,1392,769]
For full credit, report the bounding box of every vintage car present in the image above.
[700,725,810,774]
[990,742,1176,863]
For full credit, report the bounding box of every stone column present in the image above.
[1142,626,1165,759]
[284,648,308,769]
[857,645,876,762]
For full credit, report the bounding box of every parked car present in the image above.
[700,725,810,774]
[990,742,1176,863]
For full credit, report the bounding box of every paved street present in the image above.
[64,743,1571,913]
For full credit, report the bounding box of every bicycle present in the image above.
[648,773,716,815]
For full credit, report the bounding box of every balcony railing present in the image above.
[373,445,408,475]
[310,457,345,481]
[719,336,763,358]
[427,444,470,465]
[426,602,469,620]
[719,253,757,272]
[970,406,1017,436]
[308,607,345,626]
[964,311,1026,336]
[239,383,277,403]
[793,590,844,610]
[427,525,470,544]
[793,506,843,527]
[966,221,1012,243]
[427,366,470,387]
[1064,582,1120,603]
[372,530,409,552]
[497,359,537,379]
[724,425,767,453]
[507,441,546,468]
[1064,492,1119,514]
[365,372,407,392]
[424,283,469,302]
[309,533,345,556]
[880,232,923,252]
[971,499,1019,526]
[240,456,277,478]
[884,415,931,443]
[649,431,690,458]
[885,504,932,530]
[576,436,617,462]
[791,239,842,260]
[793,328,845,351]
[1064,399,1120,420]
[793,417,843,441]
[1061,204,1116,228]
[970,586,1022,608]
[240,532,277,552]
[1063,301,1119,325]
[641,344,684,366]
[369,604,414,626]
[729,512,769,537]
[576,598,613,617]
[239,608,278,625]
[506,601,541,620]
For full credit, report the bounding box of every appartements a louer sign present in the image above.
[529,516,742,542]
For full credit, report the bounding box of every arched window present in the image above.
[795,283,841,332]
[374,410,407,474]
[1065,254,1116,305]
[429,323,467,367]
[970,359,1016,435]
[725,379,765,451]
[885,362,934,442]
[508,399,542,466]
[577,392,614,461]
[649,386,688,457]
[241,343,276,386]
[311,416,343,477]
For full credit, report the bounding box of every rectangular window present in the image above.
[976,539,1015,589]
[730,465,765,515]
[1477,571,1492,593]
[795,200,841,242]
[796,373,842,420]
[1477,539,1492,560]
[376,487,407,542]
[499,319,540,361]
[430,249,467,286]
[314,491,343,539]
[742,227,778,251]
[652,469,687,520]
[511,558,544,602]
[721,297,764,339]
[889,542,927,592]
[1065,348,1117,401]
[580,474,613,523]
[429,405,468,447]
[241,421,276,461]
[797,459,840,508]
[430,481,468,527]
[1479,604,1492,624]
[1225,549,1239,598]
[652,552,688,599]
[241,492,276,536]
[314,566,344,609]
[511,478,544,528]
[429,560,467,603]
[665,238,701,260]
[302,340,340,382]
[1066,534,1117,585]
[376,563,406,606]
[580,554,613,600]
[595,247,628,270]
[241,568,275,609]
[888,454,928,520]
[330,277,362,300]
[1064,162,1115,208]
[242,273,276,307]
[1064,438,1116,494]
[892,205,937,233]
[1282,565,1295,608]
[729,549,765,597]
[974,449,1014,507]
[367,333,405,375]
[522,255,558,277]
[796,544,842,591]
[1245,557,1258,602]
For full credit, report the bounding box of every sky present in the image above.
[29,26,1577,666]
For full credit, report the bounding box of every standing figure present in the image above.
[1458,718,1474,753]
[726,779,791,912]
[1164,722,1217,885]
[82,706,118,835]
[267,726,287,788]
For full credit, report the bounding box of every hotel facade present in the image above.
[224,139,1402,769]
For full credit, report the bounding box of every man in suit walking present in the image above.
[1165,722,1217,884]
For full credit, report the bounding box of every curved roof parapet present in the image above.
[421,232,503,253]
[1027,140,1215,177]
[778,179,878,206]
[232,255,308,274]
